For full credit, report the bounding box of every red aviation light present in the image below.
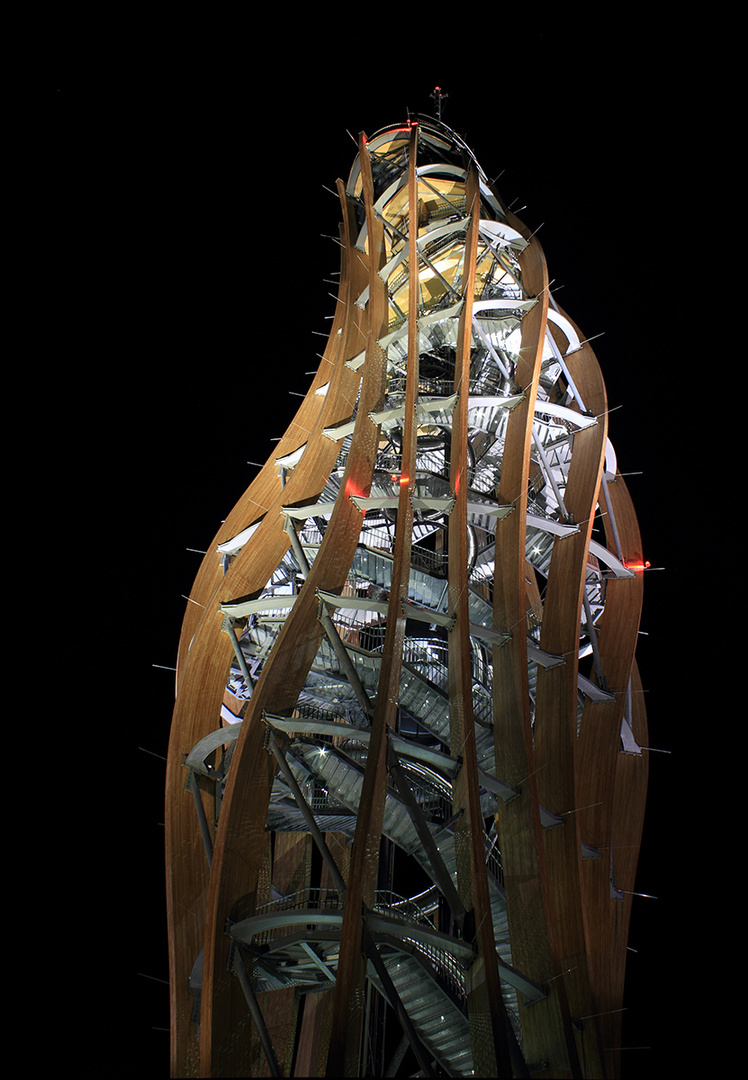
[624,559,651,572]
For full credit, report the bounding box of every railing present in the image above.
[246,886,468,1005]
[242,887,345,952]
[298,521,325,546]
[410,544,449,577]
[372,888,435,926]
[396,763,453,824]
[393,934,467,1007]
[387,375,454,397]
[371,890,467,1006]
[292,697,369,729]
[255,886,344,917]
[401,640,493,726]
[386,350,517,400]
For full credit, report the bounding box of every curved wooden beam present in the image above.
[575,472,646,1080]
[166,180,366,1077]
[604,657,648,1079]
[200,135,389,1076]
[491,214,576,1077]
[532,318,609,1077]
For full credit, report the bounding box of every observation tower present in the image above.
[165,112,648,1078]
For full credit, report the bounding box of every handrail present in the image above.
[244,886,470,1008]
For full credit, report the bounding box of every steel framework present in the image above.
[165,115,648,1078]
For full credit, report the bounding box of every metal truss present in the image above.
[166,115,649,1078]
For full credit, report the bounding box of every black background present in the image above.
[45,18,714,1078]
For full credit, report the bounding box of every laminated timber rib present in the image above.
[165,114,649,1078]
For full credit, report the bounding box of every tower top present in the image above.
[430,85,448,120]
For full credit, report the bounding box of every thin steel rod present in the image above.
[264,725,347,897]
[231,947,283,1078]
[223,616,254,697]
[188,770,213,869]
[362,923,436,1079]
[386,738,466,927]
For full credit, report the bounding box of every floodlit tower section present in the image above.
[166,116,648,1079]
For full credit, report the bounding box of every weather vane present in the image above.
[430,85,448,120]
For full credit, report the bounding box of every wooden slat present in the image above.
[491,213,574,1076]
[533,317,609,1077]
[604,657,648,1079]
[575,471,645,1080]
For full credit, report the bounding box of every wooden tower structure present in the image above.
[165,113,648,1078]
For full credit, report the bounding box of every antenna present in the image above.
[430,85,448,120]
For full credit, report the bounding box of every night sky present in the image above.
[49,24,710,1078]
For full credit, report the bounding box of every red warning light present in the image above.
[624,559,650,572]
